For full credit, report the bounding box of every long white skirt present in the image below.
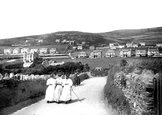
[45,85,55,101]
[60,85,72,102]
[54,85,63,102]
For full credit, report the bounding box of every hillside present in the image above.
[0,27,162,46]
[99,27,162,45]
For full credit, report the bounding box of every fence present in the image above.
[153,73,162,115]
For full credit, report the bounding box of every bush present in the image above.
[0,79,46,109]
[104,65,131,115]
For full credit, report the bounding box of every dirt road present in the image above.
[10,77,114,115]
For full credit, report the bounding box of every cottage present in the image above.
[21,48,30,54]
[55,39,61,43]
[139,42,145,47]
[30,48,39,53]
[13,48,21,55]
[109,43,119,49]
[119,49,131,57]
[49,48,57,54]
[126,43,132,48]
[156,43,162,47]
[4,48,12,55]
[105,49,116,57]
[89,46,95,50]
[69,40,75,45]
[39,48,48,54]
[89,50,102,58]
[135,48,147,57]
[148,48,159,57]
[78,51,87,58]
[62,39,67,43]
[77,46,83,50]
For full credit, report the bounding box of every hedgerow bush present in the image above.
[90,68,109,77]
[0,79,46,109]
[104,58,161,115]
[104,65,131,115]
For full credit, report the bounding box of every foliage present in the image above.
[104,66,131,115]
[90,68,109,77]
[0,79,46,109]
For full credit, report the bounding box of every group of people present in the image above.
[45,72,74,104]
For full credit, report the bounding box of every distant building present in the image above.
[135,48,147,57]
[39,48,48,54]
[139,42,145,47]
[37,39,43,43]
[55,39,61,43]
[89,50,102,58]
[77,46,83,50]
[21,48,30,54]
[119,48,131,57]
[50,48,57,54]
[30,48,39,53]
[156,43,162,47]
[105,49,116,57]
[4,48,12,55]
[109,43,119,49]
[62,39,67,43]
[69,40,75,45]
[78,51,87,58]
[23,52,39,67]
[148,48,159,57]
[13,48,21,55]
[89,46,95,50]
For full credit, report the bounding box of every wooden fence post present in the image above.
[153,77,157,115]
[159,73,162,115]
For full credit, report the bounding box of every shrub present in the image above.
[0,79,46,109]
[104,65,131,115]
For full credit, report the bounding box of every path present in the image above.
[10,77,114,115]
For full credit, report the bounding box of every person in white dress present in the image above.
[54,73,63,103]
[60,74,73,104]
[45,74,56,103]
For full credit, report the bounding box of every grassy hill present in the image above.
[99,27,162,45]
[0,27,162,46]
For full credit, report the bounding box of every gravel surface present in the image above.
[10,77,115,115]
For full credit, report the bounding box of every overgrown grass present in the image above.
[0,79,46,109]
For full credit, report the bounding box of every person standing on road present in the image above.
[75,71,80,86]
[60,74,73,104]
[54,72,63,103]
[45,74,56,103]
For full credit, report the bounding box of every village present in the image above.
[2,38,162,60]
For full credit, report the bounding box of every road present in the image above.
[10,77,114,115]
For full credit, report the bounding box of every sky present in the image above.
[0,0,162,39]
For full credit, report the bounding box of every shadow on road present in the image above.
[69,98,86,104]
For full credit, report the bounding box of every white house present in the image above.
[156,43,162,47]
[109,43,119,49]
[4,48,12,55]
[78,52,87,58]
[77,46,83,50]
[13,48,21,55]
[21,48,30,54]
[23,52,39,67]
[55,39,61,43]
[30,48,39,53]
[39,48,48,54]
[50,48,57,54]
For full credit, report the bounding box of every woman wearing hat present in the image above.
[54,72,63,103]
[45,74,56,103]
